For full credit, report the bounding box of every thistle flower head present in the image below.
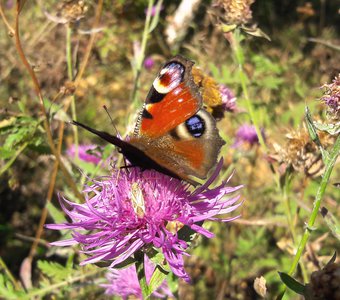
[145,4,163,17]
[233,124,264,148]
[143,56,155,70]
[5,0,13,9]
[47,161,242,282]
[219,84,237,112]
[321,73,340,121]
[102,255,172,299]
[66,144,102,164]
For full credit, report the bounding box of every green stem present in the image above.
[231,30,267,151]
[130,0,155,108]
[66,25,78,159]
[282,175,308,282]
[0,257,21,291]
[288,134,340,276]
[27,268,103,298]
[0,142,28,176]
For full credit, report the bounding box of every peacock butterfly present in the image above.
[72,55,225,185]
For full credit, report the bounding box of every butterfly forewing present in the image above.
[136,56,202,138]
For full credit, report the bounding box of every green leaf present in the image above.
[135,255,151,299]
[37,260,73,282]
[313,122,340,136]
[241,25,271,41]
[46,202,67,224]
[0,147,15,159]
[278,272,305,295]
[0,142,28,176]
[325,252,337,266]
[305,106,329,162]
[321,207,340,241]
[148,266,168,296]
[0,274,26,299]
[148,250,171,273]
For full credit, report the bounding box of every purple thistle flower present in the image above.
[321,73,340,119]
[144,56,155,70]
[145,3,163,17]
[6,0,13,9]
[66,144,102,164]
[233,124,264,148]
[46,160,242,282]
[101,255,172,299]
[219,84,237,112]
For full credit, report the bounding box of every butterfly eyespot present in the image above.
[153,62,185,94]
[185,115,205,138]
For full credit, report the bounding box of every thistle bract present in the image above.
[102,255,172,299]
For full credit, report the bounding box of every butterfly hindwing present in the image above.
[130,109,225,183]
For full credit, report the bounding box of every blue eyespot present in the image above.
[185,115,205,138]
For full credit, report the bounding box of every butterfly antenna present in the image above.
[102,105,129,170]
[103,105,119,137]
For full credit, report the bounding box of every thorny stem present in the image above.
[288,134,340,276]
[14,2,84,200]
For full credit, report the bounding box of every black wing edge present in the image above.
[71,120,127,149]
[70,120,200,186]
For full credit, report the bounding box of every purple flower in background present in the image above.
[219,84,237,112]
[6,0,13,9]
[233,124,264,148]
[145,3,163,17]
[66,144,101,164]
[321,73,340,119]
[144,56,155,70]
[47,161,242,282]
[102,255,172,299]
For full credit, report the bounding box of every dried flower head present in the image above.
[273,126,334,177]
[66,144,102,164]
[305,262,340,300]
[102,255,172,299]
[44,0,88,24]
[213,0,254,25]
[47,161,242,282]
[321,73,340,121]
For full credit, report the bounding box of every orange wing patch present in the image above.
[140,82,200,138]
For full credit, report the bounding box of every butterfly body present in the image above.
[73,55,225,185]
